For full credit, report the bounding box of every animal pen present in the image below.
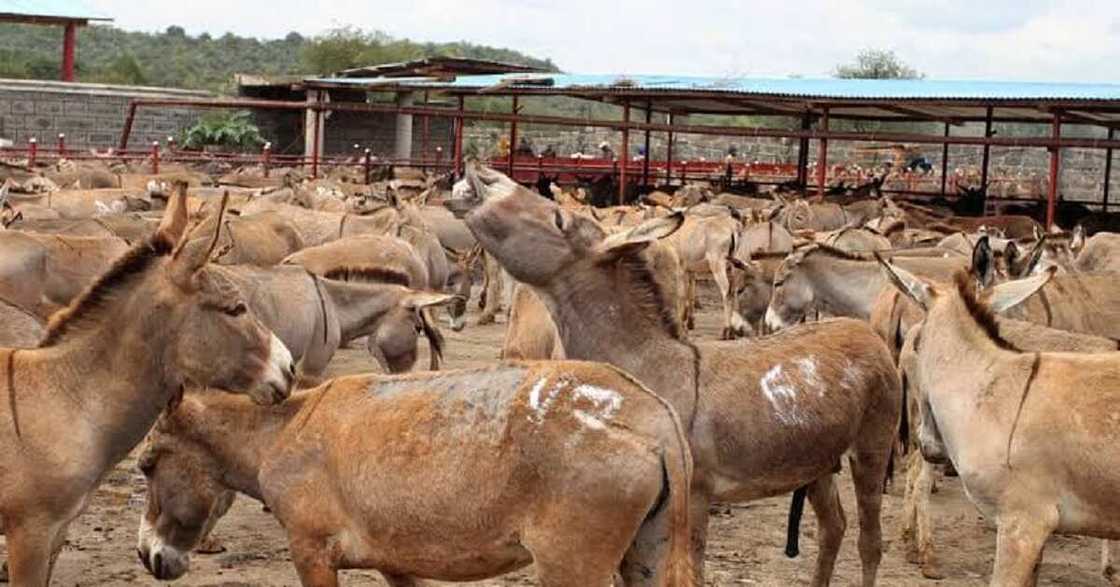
[9,70,1120,228]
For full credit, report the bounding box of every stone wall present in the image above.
[462,121,1118,204]
[0,78,211,149]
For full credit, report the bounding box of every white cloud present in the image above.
[84,0,1120,82]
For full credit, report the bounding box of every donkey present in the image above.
[763,244,967,330]
[449,163,901,586]
[0,298,43,348]
[0,188,295,585]
[881,257,1120,586]
[138,363,693,586]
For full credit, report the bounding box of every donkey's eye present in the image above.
[223,302,248,317]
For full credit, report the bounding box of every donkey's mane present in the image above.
[806,243,872,261]
[322,266,411,287]
[41,236,174,347]
[599,250,686,341]
[952,271,1019,352]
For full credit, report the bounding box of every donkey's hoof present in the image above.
[0,560,8,583]
[920,558,945,580]
[477,314,496,326]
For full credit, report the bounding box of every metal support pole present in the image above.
[620,101,630,205]
[507,96,519,176]
[28,138,37,167]
[166,136,176,153]
[421,114,430,169]
[363,148,372,185]
[61,22,77,82]
[940,123,950,196]
[151,141,160,175]
[816,108,829,197]
[57,133,66,157]
[665,112,674,185]
[1104,128,1114,213]
[1046,115,1062,229]
[262,142,272,178]
[311,92,322,179]
[796,113,811,186]
[118,102,138,151]
[453,96,464,178]
[980,106,994,190]
[642,102,652,189]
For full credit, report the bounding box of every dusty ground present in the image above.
[3,285,1109,586]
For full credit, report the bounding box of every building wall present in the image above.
[0,78,211,149]
[249,106,453,159]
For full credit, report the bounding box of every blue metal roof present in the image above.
[311,73,1120,102]
[0,0,111,21]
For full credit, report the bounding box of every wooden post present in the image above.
[453,95,464,178]
[940,123,950,196]
[980,106,994,190]
[620,101,630,205]
[665,112,674,185]
[796,113,811,186]
[262,142,272,178]
[151,141,160,175]
[1104,128,1114,213]
[642,102,652,189]
[816,108,829,197]
[1046,114,1061,229]
[507,96,519,176]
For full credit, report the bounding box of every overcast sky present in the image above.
[86,0,1120,82]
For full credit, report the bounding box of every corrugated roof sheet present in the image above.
[0,0,110,21]
[311,73,1120,102]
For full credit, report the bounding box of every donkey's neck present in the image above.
[541,263,698,418]
[25,293,182,470]
[321,279,403,343]
[183,395,303,500]
[804,255,884,319]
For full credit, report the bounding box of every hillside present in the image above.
[0,24,558,94]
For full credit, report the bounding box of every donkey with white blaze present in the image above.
[880,256,1120,586]
[448,163,901,586]
[0,189,295,586]
[137,363,693,586]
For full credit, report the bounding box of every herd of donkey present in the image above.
[1,154,1120,586]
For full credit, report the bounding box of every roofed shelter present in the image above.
[0,0,112,81]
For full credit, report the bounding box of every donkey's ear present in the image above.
[984,266,1056,314]
[1004,241,1021,276]
[1023,236,1047,276]
[155,180,190,247]
[403,291,458,310]
[1070,224,1085,253]
[598,212,684,254]
[971,235,995,287]
[875,253,934,310]
[172,192,230,281]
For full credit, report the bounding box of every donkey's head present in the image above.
[44,189,295,405]
[136,399,236,580]
[445,162,683,289]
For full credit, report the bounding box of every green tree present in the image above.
[834,49,923,80]
[89,53,147,85]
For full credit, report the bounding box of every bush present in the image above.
[180,111,264,151]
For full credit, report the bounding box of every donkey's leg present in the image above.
[478,258,503,325]
[990,510,1056,587]
[684,273,696,330]
[914,459,943,579]
[290,537,340,587]
[849,447,889,587]
[1104,541,1120,586]
[806,475,847,587]
[382,573,430,587]
[4,517,63,587]
[901,451,921,558]
[706,255,745,339]
[688,489,713,585]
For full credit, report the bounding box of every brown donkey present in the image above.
[0,189,295,586]
[449,164,901,586]
[138,363,693,586]
[880,257,1120,585]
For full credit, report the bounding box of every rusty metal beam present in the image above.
[1105,128,1114,213]
[940,123,950,196]
[1047,114,1061,229]
[620,101,630,205]
[816,108,829,197]
[980,107,994,191]
[877,104,964,126]
[116,97,1120,152]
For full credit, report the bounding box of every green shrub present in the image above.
[180,111,264,151]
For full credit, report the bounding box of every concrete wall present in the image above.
[249,105,453,158]
[0,79,211,149]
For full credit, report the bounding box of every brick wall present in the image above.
[250,105,453,158]
[0,78,210,149]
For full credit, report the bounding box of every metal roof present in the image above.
[0,0,111,22]
[306,73,1120,127]
[336,57,547,79]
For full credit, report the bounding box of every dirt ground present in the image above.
[4,285,1109,586]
